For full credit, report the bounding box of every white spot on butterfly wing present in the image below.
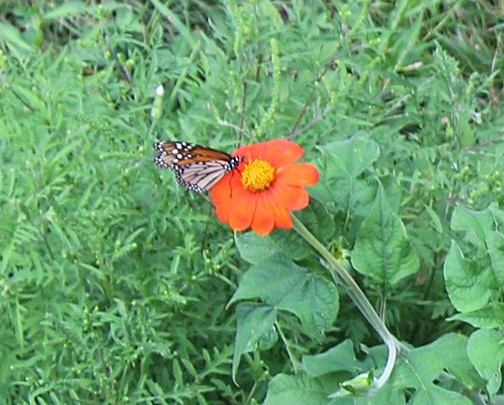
[154,141,242,193]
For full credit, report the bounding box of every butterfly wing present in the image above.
[176,161,231,193]
[154,141,242,193]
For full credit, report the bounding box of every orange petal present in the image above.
[211,172,245,225]
[272,201,293,229]
[214,203,230,223]
[212,170,243,200]
[271,183,309,211]
[276,163,320,186]
[229,186,256,231]
[234,143,263,162]
[266,140,304,167]
[210,173,233,204]
[251,193,275,236]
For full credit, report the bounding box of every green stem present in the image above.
[293,215,403,391]
[275,321,300,373]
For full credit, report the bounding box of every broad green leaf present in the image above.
[318,136,379,216]
[328,177,376,217]
[232,303,277,383]
[467,329,504,396]
[443,241,494,312]
[485,230,504,288]
[302,340,361,378]
[432,335,485,390]
[234,232,272,263]
[230,254,338,339]
[444,204,504,316]
[409,387,472,405]
[391,333,476,405]
[235,230,309,263]
[264,374,327,405]
[451,204,497,249]
[297,198,336,242]
[321,136,380,178]
[266,335,478,405]
[264,372,404,405]
[351,185,419,285]
[452,205,504,287]
[265,347,403,405]
[449,302,504,328]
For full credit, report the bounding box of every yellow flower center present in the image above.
[241,159,276,192]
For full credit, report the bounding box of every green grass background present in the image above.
[1,0,503,403]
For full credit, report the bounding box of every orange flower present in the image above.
[210,139,320,236]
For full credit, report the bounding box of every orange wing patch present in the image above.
[153,140,243,193]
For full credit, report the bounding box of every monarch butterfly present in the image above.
[154,141,243,193]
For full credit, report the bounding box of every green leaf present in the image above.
[351,185,419,285]
[390,333,476,405]
[329,177,377,218]
[467,329,504,396]
[235,230,309,263]
[485,230,504,288]
[230,254,338,339]
[321,136,380,178]
[444,204,504,316]
[264,374,328,405]
[409,387,471,405]
[232,303,277,383]
[319,136,379,216]
[297,198,336,242]
[0,22,34,54]
[425,205,443,234]
[443,241,494,313]
[302,340,361,378]
[42,2,89,21]
[448,302,504,328]
[267,335,478,405]
[451,204,497,249]
[265,373,405,405]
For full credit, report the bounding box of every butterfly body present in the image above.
[154,141,242,193]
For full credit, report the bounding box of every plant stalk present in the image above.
[293,215,403,392]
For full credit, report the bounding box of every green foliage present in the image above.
[264,374,328,405]
[467,329,504,397]
[302,339,360,378]
[230,253,338,340]
[1,0,504,403]
[264,334,483,405]
[229,252,338,382]
[352,184,420,286]
[232,303,278,384]
[444,204,504,327]
[317,137,379,219]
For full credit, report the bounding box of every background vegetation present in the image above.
[1,0,503,403]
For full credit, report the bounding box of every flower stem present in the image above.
[292,215,403,392]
